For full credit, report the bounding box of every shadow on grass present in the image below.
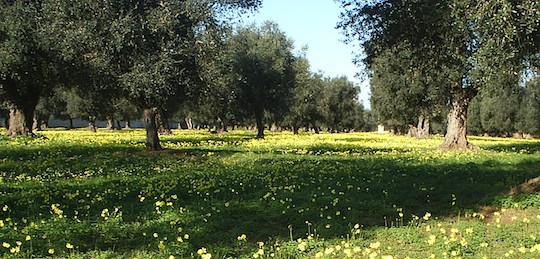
[481,140,540,154]
[1,147,538,254]
[183,155,539,247]
[162,131,258,145]
[1,132,539,256]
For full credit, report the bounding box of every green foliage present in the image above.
[516,77,540,136]
[322,76,361,132]
[284,56,325,131]
[370,43,447,131]
[0,130,539,257]
[337,0,540,148]
[0,0,69,134]
[229,22,297,137]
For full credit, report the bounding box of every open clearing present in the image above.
[0,130,539,258]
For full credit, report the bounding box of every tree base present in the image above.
[144,108,162,151]
[7,107,32,137]
[439,141,480,151]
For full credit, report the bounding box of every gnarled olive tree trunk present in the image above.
[8,107,31,136]
[416,114,430,139]
[441,89,478,150]
[7,100,38,137]
[143,108,162,151]
[255,108,265,138]
[88,116,97,132]
[106,116,117,130]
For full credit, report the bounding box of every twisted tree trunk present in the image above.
[417,114,430,139]
[441,89,478,150]
[255,108,265,138]
[88,116,97,132]
[7,106,31,136]
[143,108,162,151]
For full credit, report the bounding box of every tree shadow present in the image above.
[480,140,540,154]
[1,138,539,255]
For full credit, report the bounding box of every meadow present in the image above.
[0,129,539,258]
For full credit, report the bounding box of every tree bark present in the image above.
[144,108,162,151]
[106,116,115,130]
[32,114,41,132]
[416,115,430,139]
[7,106,31,136]
[156,112,172,135]
[312,122,320,134]
[5,83,40,136]
[441,90,478,150]
[88,116,97,132]
[407,124,418,138]
[255,109,265,138]
[185,117,193,130]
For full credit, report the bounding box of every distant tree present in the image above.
[285,54,326,134]
[33,94,62,131]
[467,96,483,136]
[322,76,360,133]
[194,28,237,132]
[360,109,377,132]
[516,76,540,136]
[468,66,530,137]
[369,43,447,139]
[113,98,139,129]
[229,22,296,138]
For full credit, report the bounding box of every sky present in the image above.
[242,0,371,108]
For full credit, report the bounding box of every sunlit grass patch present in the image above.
[0,129,538,257]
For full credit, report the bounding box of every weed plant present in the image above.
[0,129,539,258]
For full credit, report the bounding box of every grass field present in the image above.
[0,129,539,258]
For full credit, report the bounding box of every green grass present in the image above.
[0,129,539,258]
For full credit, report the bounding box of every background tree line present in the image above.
[0,0,372,150]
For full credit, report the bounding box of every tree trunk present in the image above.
[69,118,74,130]
[143,108,162,151]
[156,112,172,135]
[255,109,265,138]
[441,90,478,150]
[41,118,48,129]
[32,114,42,132]
[185,117,193,130]
[417,115,430,139]
[311,122,320,134]
[106,116,115,130]
[407,124,418,137]
[293,126,299,135]
[7,106,31,136]
[5,83,40,136]
[216,117,228,133]
[88,116,97,132]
